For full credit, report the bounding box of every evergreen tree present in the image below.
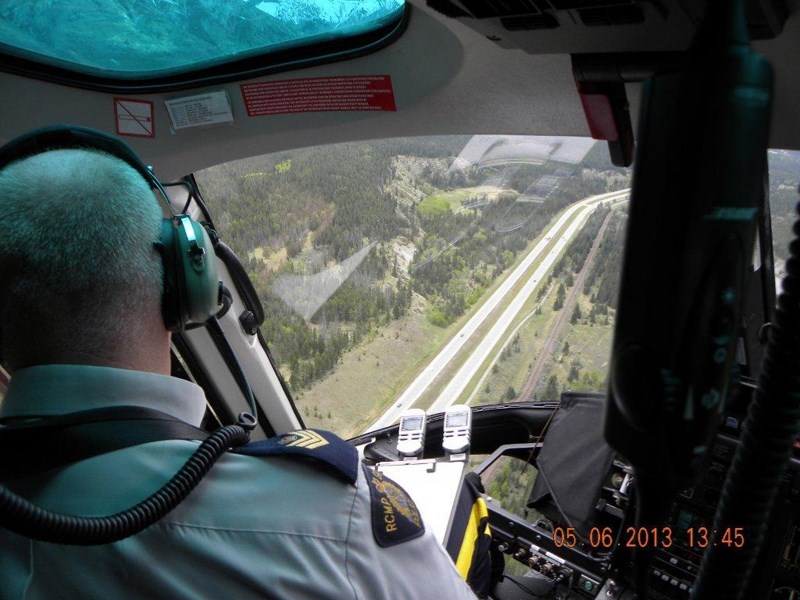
[571,304,582,324]
[554,283,566,310]
[568,361,581,383]
[542,375,560,402]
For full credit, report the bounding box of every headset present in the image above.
[0,124,221,342]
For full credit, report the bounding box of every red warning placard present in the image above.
[241,75,396,116]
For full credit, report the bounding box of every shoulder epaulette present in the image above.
[232,429,358,484]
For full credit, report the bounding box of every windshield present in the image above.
[0,0,405,77]
[768,149,800,285]
[196,135,632,439]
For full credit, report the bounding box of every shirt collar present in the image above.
[0,364,207,427]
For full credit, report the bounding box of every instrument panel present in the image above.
[360,395,800,599]
[482,415,800,599]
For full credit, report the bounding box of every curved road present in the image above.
[365,189,629,432]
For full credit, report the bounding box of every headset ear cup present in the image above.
[172,216,221,328]
[157,218,182,331]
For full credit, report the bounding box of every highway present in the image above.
[365,188,629,432]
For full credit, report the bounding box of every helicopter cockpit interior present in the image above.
[1,0,800,599]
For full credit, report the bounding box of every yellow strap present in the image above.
[454,496,490,580]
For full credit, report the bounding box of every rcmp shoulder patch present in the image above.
[232,429,358,484]
[363,464,425,547]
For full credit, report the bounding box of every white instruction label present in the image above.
[165,90,234,130]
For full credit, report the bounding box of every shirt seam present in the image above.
[343,479,360,600]
[154,520,348,542]
[22,539,34,600]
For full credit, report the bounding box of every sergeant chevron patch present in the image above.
[278,430,328,449]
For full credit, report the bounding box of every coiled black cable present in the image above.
[0,423,250,545]
[693,199,800,599]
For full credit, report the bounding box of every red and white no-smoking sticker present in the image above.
[241,75,396,116]
[114,98,155,137]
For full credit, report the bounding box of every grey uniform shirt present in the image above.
[0,365,477,600]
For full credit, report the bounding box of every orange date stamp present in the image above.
[552,526,745,550]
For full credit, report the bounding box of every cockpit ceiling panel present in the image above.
[428,0,789,56]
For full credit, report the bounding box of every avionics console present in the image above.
[485,384,800,599]
[483,451,628,598]
[642,430,800,600]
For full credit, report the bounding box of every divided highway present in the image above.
[365,189,629,432]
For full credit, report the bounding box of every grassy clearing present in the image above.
[295,296,451,438]
[417,195,452,218]
[542,293,615,394]
[248,245,287,271]
[422,186,517,213]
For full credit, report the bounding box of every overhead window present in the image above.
[0,0,406,90]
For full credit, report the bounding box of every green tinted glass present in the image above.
[0,0,405,77]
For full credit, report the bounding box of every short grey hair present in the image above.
[0,148,164,369]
